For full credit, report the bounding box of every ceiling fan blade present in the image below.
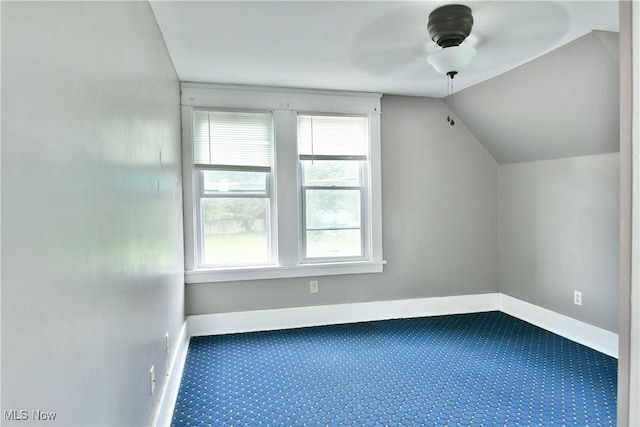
[470,1,570,51]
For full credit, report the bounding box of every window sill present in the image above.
[185,260,386,284]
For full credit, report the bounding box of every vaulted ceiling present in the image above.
[150,1,620,163]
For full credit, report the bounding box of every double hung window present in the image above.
[192,110,273,267]
[182,84,384,282]
[298,115,368,260]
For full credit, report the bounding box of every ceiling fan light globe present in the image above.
[427,45,477,75]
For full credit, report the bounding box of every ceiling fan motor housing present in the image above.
[428,4,474,48]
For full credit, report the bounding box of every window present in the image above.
[192,110,274,267]
[182,83,384,282]
[298,115,369,261]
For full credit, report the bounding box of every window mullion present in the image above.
[367,113,383,261]
[273,110,300,266]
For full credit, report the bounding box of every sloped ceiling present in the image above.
[450,31,619,164]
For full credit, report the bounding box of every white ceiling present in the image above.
[150,1,619,98]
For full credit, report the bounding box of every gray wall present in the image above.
[1,2,184,426]
[452,31,619,164]
[186,95,498,315]
[498,153,619,332]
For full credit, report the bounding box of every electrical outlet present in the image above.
[310,280,319,294]
[149,365,156,395]
[165,332,170,356]
[574,290,582,306]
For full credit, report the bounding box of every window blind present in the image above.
[193,110,273,171]
[297,115,368,160]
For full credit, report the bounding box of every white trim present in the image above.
[151,322,190,427]
[186,293,619,358]
[273,109,300,267]
[368,113,383,261]
[181,106,197,271]
[185,260,386,284]
[187,293,499,336]
[499,293,618,358]
[181,82,382,115]
[628,2,640,425]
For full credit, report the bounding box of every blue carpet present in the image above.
[172,311,617,426]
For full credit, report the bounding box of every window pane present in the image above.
[306,189,361,229]
[306,230,362,258]
[302,160,362,187]
[201,198,269,265]
[202,170,267,194]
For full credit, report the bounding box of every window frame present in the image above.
[181,83,385,283]
[300,158,368,263]
[190,108,276,269]
[195,169,275,268]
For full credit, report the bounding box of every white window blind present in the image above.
[297,115,368,160]
[193,110,273,171]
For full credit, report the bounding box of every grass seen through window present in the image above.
[203,231,360,265]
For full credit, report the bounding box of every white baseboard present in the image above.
[187,293,499,337]
[152,321,190,427]
[186,293,618,358]
[498,293,618,358]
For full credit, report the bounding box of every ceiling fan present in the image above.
[426,4,477,77]
[425,4,477,125]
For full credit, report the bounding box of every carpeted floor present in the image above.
[171,311,617,426]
